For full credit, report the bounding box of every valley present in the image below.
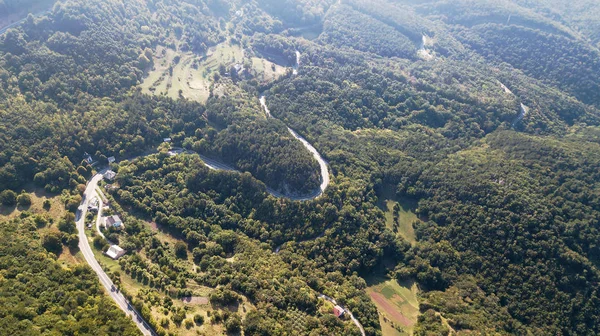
[2,0,600,335]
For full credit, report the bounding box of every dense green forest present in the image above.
[0,216,139,335]
[0,0,319,196]
[3,0,600,334]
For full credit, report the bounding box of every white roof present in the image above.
[105,215,122,226]
[106,245,125,259]
[107,156,116,163]
[104,170,116,180]
[108,245,123,253]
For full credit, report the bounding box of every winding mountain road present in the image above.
[258,51,330,200]
[77,173,155,336]
[513,102,529,126]
[498,81,530,127]
[0,16,29,35]
[73,49,329,336]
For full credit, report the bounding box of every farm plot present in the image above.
[366,278,420,336]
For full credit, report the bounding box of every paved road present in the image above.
[0,17,27,35]
[0,10,49,35]
[77,173,155,336]
[171,144,327,201]
[259,93,330,200]
[318,294,366,336]
[292,50,300,75]
[513,103,529,127]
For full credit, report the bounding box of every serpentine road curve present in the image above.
[258,50,330,200]
[74,50,330,336]
[259,95,330,200]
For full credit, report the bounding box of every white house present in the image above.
[163,137,172,143]
[103,170,116,180]
[106,245,126,259]
[107,156,116,164]
[104,215,123,228]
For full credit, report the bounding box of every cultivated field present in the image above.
[367,278,420,336]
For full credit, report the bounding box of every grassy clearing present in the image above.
[250,57,287,82]
[366,277,420,336]
[377,185,419,245]
[0,187,65,222]
[141,41,246,103]
[141,38,290,103]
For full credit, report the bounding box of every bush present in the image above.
[174,241,188,259]
[225,313,242,333]
[58,218,76,233]
[184,319,194,329]
[16,192,31,207]
[93,236,109,250]
[171,309,186,325]
[42,232,63,254]
[66,234,79,249]
[43,199,51,210]
[65,195,82,213]
[209,288,240,306]
[194,314,205,325]
[0,190,17,206]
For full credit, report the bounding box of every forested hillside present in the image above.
[2,0,600,335]
[0,0,319,196]
[0,216,139,335]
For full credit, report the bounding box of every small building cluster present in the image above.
[87,195,100,213]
